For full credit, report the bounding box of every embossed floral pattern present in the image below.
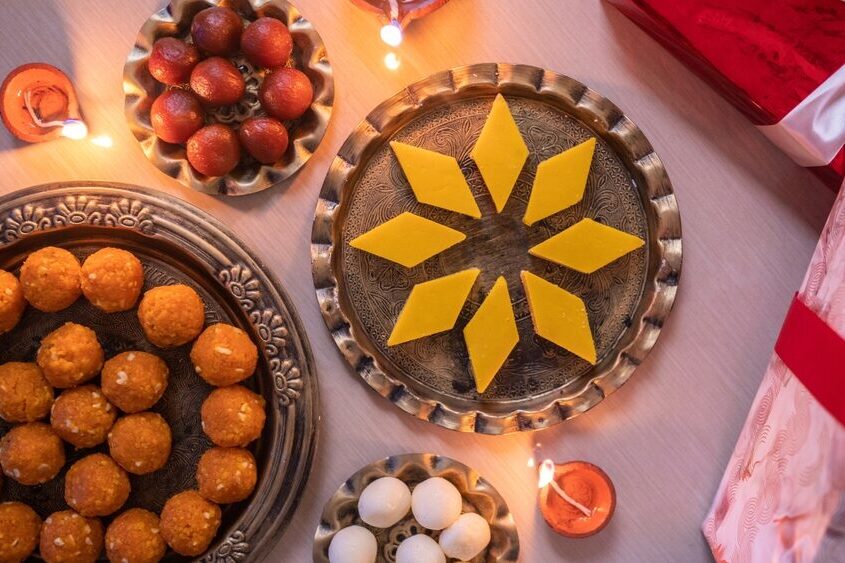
[220,264,262,310]
[205,530,249,563]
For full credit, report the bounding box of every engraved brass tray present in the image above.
[311,63,682,434]
[0,183,319,561]
[124,0,334,196]
[313,453,519,562]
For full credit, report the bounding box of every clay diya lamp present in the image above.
[0,63,86,143]
[538,459,616,538]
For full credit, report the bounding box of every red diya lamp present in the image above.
[538,459,616,538]
[0,63,87,143]
[350,0,452,45]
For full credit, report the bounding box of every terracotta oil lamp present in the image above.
[0,63,86,143]
[538,459,616,538]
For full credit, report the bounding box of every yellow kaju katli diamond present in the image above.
[521,271,597,364]
[390,141,481,219]
[470,94,529,212]
[529,218,644,274]
[388,268,480,345]
[463,277,519,393]
[349,212,466,268]
[348,93,646,393]
[523,137,596,226]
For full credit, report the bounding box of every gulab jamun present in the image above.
[148,37,200,85]
[0,502,40,562]
[137,284,205,348]
[0,362,53,423]
[191,6,243,56]
[201,385,266,447]
[40,510,103,563]
[241,17,292,68]
[160,490,221,557]
[65,454,131,517]
[259,67,312,121]
[197,447,257,504]
[50,385,116,448]
[108,412,172,475]
[191,323,258,386]
[105,509,166,563]
[101,351,169,413]
[186,124,241,177]
[150,89,205,144]
[80,247,144,312]
[37,322,104,388]
[190,57,245,107]
[19,247,81,312]
[0,270,26,334]
[238,116,288,164]
[0,422,65,485]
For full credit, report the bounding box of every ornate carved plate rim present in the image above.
[123,0,334,196]
[0,182,320,561]
[312,452,520,562]
[311,63,682,435]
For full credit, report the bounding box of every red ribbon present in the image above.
[775,294,845,427]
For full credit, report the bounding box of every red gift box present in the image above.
[607,0,845,189]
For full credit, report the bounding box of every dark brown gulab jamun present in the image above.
[190,57,245,107]
[187,124,241,177]
[241,17,292,69]
[148,37,200,85]
[259,67,313,121]
[150,90,205,144]
[238,117,289,164]
[191,7,243,56]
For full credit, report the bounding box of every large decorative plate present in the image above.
[0,182,319,561]
[124,0,334,196]
[313,453,519,562]
[311,63,681,434]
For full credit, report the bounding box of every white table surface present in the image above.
[0,0,837,561]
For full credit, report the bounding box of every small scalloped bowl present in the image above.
[123,0,334,196]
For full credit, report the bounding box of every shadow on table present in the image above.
[0,0,74,154]
[596,1,835,230]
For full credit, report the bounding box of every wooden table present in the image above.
[0,1,836,561]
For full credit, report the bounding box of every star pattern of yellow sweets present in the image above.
[348,94,645,393]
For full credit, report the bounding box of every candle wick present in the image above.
[23,88,66,129]
[549,479,592,517]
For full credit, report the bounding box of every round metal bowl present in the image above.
[312,63,682,434]
[313,453,519,562]
[124,0,334,196]
[0,182,319,561]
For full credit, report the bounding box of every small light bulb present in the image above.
[61,119,88,140]
[380,21,403,47]
[384,52,400,71]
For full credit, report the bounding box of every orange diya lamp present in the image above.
[0,63,87,143]
[538,459,616,538]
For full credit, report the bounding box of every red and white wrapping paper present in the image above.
[702,182,845,562]
[606,0,845,189]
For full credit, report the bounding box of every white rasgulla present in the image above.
[358,476,412,528]
[438,512,491,560]
[395,534,446,563]
[328,525,377,563]
[411,477,462,530]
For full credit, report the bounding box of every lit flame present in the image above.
[384,52,400,71]
[90,134,113,148]
[380,21,403,47]
[61,119,88,140]
[538,459,556,488]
